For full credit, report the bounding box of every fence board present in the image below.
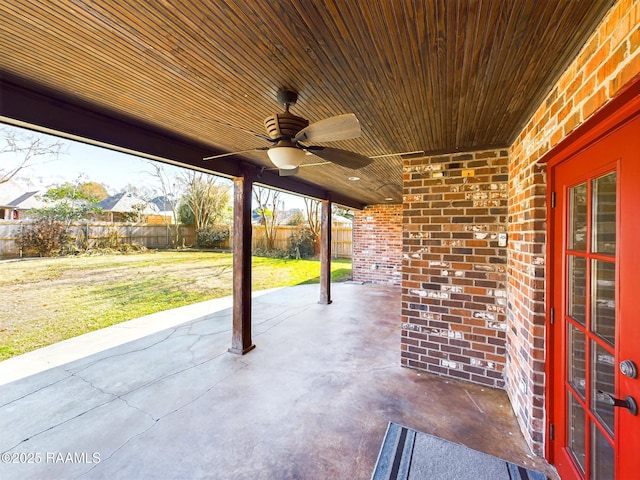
[0,221,352,258]
[251,225,352,258]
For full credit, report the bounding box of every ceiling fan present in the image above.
[204,89,373,176]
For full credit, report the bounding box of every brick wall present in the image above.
[400,149,509,388]
[352,204,402,285]
[507,0,640,455]
[356,0,638,459]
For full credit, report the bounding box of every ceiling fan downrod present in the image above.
[276,89,299,111]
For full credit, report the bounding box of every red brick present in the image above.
[400,149,508,390]
[352,204,402,285]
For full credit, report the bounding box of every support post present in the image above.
[229,169,256,354]
[319,197,332,304]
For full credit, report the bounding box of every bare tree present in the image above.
[253,186,282,252]
[180,171,231,231]
[119,183,155,198]
[0,127,66,184]
[304,197,321,255]
[147,162,183,246]
[302,199,351,256]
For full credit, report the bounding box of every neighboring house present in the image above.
[332,214,352,226]
[0,180,46,220]
[0,179,24,208]
[97,192,161,223]
[149,196,176,224]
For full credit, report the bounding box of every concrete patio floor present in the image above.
[0,283,557,479]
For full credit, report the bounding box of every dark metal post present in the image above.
[229,169,256,354]
[319,197,332,304]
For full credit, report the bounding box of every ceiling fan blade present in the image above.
[293,113,361,143]
[305,146,372,169]
[203,147,268,161]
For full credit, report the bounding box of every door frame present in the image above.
[540,77,640,468]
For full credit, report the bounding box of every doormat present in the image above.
[371,422,547,480]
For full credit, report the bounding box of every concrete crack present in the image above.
[72,408,158,480]
[0,374,70,408]
[72,359,250,479]
[1,399,114,453]
[252,303,316,335]
[153,359,248,422]
[67,328,179,375]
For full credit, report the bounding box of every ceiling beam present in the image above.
[0,73,241,177]
[0,73,365,209]
[253,169,364,209]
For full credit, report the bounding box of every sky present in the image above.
[1,122,217,192]
[1,122,307,209]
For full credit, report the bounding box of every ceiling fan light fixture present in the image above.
[205,90,366,176]
[267,145,306,169]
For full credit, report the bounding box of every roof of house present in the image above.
[0,190,45,210]
[0,179,30,206]
[149,196,175,213]
[98,192,159,214]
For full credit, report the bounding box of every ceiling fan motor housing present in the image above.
[264,112,309,140]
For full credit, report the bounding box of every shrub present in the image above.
[16,219,71,257]
[196,225,230,248]
[80,243,148,256]
[93,227,120,249]
[252,246,288,258]
[287,228,316,259]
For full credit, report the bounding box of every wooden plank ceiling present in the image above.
[0,1,614,207]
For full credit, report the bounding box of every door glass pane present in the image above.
[592,341,615,435]
[592,260,616,346]
[563,166,619,479]
[591,422,614,480]
[593,172,616,254]
[570,182,588,251]
[569,393,586,474]
[569,255,587,325]
[569,324,587,399]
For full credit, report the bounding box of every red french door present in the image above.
[549,112,640,479]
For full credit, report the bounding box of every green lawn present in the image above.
[0,251,351,360]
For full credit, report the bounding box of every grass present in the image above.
[0,251,352,360]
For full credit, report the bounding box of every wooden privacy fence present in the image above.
[251,225,352,258]
[0,221,197,258]
[0,221,352,258]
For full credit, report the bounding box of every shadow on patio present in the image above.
[0,283,555,479]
